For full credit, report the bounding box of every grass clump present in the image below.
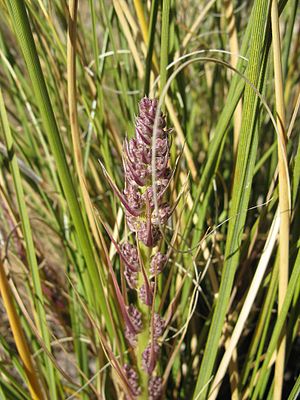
[0,1,299,399]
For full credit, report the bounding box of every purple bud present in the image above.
[142,342,160,374]
[127,304,143,333]
[125,212,141,232]
[153,313,165,338]
[148,376,163,400]
[125,138,151,165]
[137,222,161,247]
[155,155,169,177]
[139,96,158,116]
[121,242,140,271]
[150,252,167,275]
[124,184,144,213]
[123,364,141,399]
[151,204,171,226]
[125,327,137,347]
[121,97,172,248]
[139,282,154,306]
[124,269,138,289]
[125,160,150,186]
[123,304,143,347]
[155,137,169,157]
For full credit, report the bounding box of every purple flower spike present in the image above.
[150,252,167,275]
[142,342,160,374]
[149,376,163,400]
[123,364,141,399]
[122,97,172,248]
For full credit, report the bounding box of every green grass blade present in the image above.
[193,0,271,397]
[287,372,300,400]
[252,247,300,399]
[160,0,171,99]
[0,87,57,398]
[6,0,114,338]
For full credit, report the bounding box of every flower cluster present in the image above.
[123,364,141,399]
[149,376,163,400]
[104,98,172,399]
[123,97,172,247]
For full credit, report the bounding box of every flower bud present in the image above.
[148,375,163,400]
[150,252,167,275]
[142,342,160,374]
[122,97,172,248]
[153,313,165,338]
[123,364,141,399]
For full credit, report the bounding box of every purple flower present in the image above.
[142,342,160,374]
[123,364,141,399]
[124,183,144,213]
[124,269,138,289]
[122,97,172,248]
[151,203,171,226]
[127,304,143,333]
[150,252,167,275]
[137,222,161,247]
[125,327,137,347]
[121,242,140,271]
[153,313,165,338]
[139,282,154,306]
[121,242,140,288]
[124,304,143,347]
[148,376,163,400]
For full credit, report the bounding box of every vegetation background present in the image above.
[0,0,299,399]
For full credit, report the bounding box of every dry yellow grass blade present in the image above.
[119,0,139,36]
[133,0,149,44]
[113,0,144,78]
[131,0,159,72]
[0,258,45,400]
[271,2,290,399]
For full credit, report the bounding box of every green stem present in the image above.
[137,244,151,399]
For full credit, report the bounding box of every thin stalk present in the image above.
[133,0,148,45]
[159,0,170,101]
[137,288,149,398]
[144,0,159,96]
[222,0,242,157]
[282,0,299,80]
[89,0,100,77]
[271,1,290,398]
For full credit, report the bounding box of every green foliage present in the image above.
[0,0,299,399]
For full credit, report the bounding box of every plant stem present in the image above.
[271,1,290,398]
[137,244,151,399]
